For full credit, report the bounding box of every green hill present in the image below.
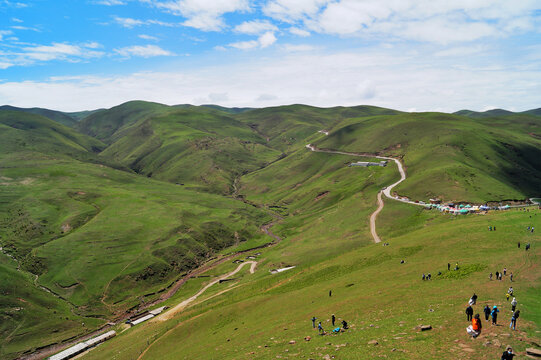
[0,105,77,127]
[0,111,272,359]
[315,112,541,202]
[76,101,172,142]
[1,102,540,360]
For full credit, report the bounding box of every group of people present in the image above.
[490,269,513,281]
[466,289,522,337]
[488,225,497,231]
[311,315,348,335]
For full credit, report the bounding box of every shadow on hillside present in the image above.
[492,142,541,198]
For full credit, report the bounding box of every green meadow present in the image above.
[0,102,539,359]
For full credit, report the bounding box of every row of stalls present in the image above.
[48,331,116,360]
[48,306,169,360]
[430,203,511,214]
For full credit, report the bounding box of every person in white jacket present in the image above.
[511,297,517,312]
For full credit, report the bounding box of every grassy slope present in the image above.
[99,107,281,194]
[235,104,402,152]
[76,101,172,142]
[315,112,541,202]
[0,113,271,359]
[0,105,77,127]
[2,103,540,359]
[81,198,540,360]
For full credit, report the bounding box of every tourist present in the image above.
[318,322,324,334]
[466,305,473,321]
[341,320,348,329]
[495,271,499,280]
[469,293,477,306]
[501,346,515,359]
[311,316,317,328]
[503,267,507,276]
[332,314,336,326]
[489,272,493,280]
[427,273,431,280]
[422,273,425,281]
[455,262,459,270]
[510,273,513,282]
[483,305,491,321]
[510,310,520,330]
[506,293,510,301]
[466,314,482,338]
[329,290,332,297]
[491,306,499,325]
[448,263,450,271]
[508,287,513,296]
[526,243,531,251]
[511,297,517,312]
[518,242,520,248]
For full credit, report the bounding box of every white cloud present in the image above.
[289,27,310,37]
[263,0,331,23]
[258,31,277,48]
[2,46,539,113]
[281,44,317,52]
[0,30,13,41]
[264,0,541,44]
[234,20,277,35]
[11,25,40,32]
[11,17,23,23]
[434,45,488,57]
[94,0,126,5]
[113,16,176,28]
[138,34,159,41]
[0,61,13,69]
[228,31,277,50]
[114,44,174,58]
[21,42,104,62]
[147,0,251,31]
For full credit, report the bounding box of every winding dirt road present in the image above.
[306,144,424,243]
[155,260,257,322]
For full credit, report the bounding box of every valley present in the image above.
[0,103,540,359]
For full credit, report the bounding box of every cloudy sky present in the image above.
[0,0,540,112]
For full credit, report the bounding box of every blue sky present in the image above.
[0,0,540,112]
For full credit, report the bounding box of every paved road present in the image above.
[306,144,426,243]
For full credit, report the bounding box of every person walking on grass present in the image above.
[510,310,520,330]
[518,242,520,249]
[466,305,474,321]
[448,263,450,271]
[510,273,513,282]
[506,293,510,301]
[495,271,499,280]
[318,322,324,334]
[501,346,515,360]
[489,272,493,280]
[466,314,482,338]
[341,320,348,329]
[491,306,499,325]
[332,314,336,327]
[503,267,507,276]
[311,316,317,328]
[483,305,491,321]
[511,297,517,312]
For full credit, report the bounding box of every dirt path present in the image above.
[306,144,424,243]
[155,260,257,322]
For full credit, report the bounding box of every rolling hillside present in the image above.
[0,105,78,127]
[0,112,272,359]
[315,112,541,202]
[1,102,540,359]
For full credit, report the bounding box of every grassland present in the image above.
[0,110,272,359]
[79,202,541,360]
[1,102,540,359]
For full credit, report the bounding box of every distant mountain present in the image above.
[66,109,104,122]
[455,107,541,118]
[0,105,77,127]
[201,104,254,114]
